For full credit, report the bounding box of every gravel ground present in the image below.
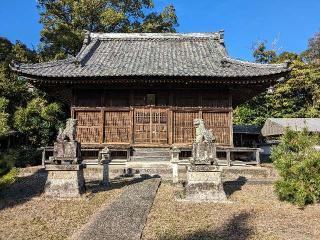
[0,174,129,240]
[142,182,320,240]
[73,177,161,240]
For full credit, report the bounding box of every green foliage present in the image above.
[0,97,9,137]
[234,37,320,126]
[302,31,320,64]
[253,41,276,64]
[272,129,320,207]
[0,146,41,185]
[233,94,273,126]
[0,168,18,189]
[14,97,64,147]
[0,38,35,110]
[38,0,178,60]
[0,146,42,169]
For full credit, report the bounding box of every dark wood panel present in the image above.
[202,112,231,145]
[75,111,102,143]
[105,111,131,143]
[173,111,198,143]
[74,107,232,146]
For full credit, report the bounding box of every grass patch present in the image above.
[0,168,18,189]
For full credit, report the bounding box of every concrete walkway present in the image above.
[73,177,161,240]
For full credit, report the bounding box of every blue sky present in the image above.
[0,0,319,60]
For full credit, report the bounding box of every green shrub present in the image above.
[271,129,320,207]
[0,97,9,137]
[14,97,64,147]
[0,167,18,189]
[0,146,41,179]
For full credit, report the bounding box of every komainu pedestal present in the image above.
[44,118,86,198]
[180,119,227,202]
[185,164,227,201]
[44,164,86,198]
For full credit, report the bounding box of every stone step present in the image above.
[130,156,170,162]
[133,147,170,152]
[132,151,171,157]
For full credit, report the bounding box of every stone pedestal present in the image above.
[192,142,216,165]
[44,164,86,198]
[52,140,81,164]
[185,165,227,201]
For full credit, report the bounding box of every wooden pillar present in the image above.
[130,108,134,144]
[100,108,105,144]
[168,109,173,145]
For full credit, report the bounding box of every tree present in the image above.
[253,41,276,64]
[14,97,64,147]
[0,38,37,109]
[272,129,320,207]
[0,97,9,137]
[302,31,320,64]
[0,37,65,150]
[234,36,320,126]
[37,0,178,60]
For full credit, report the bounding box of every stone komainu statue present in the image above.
[57,118,77,142]
[193,118,215,143]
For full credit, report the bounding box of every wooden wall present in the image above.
[72,89,233,147]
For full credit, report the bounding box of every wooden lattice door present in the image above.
[202,112,231,145]
[173,111,198,143]
[134,108,168,144]
[104,111,131,143]
[75,111,102,143]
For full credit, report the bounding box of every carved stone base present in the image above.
[192,142,216,165]
[52,141,81,164]
[44,164,86,198]
[184,165,227,202]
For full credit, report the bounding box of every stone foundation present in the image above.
[184,165,227,202]
[44,164,86,198]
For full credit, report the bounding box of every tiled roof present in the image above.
[262,118,320,136]
[233,125,261,135]
[11,31,290,79]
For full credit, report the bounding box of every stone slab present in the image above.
[73,178,161,240]
[185,168,227,201]
[44,166,86,198]
[45,164,84,171]
[188,165,220,172]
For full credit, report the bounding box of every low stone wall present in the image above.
[83,165,125,181]
[18,163,278,184]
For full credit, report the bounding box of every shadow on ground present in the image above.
[87,174,161,194]
[159,212,253,240]
[0,169,48,211]
[0,169,160,211]
[223,176,247,197]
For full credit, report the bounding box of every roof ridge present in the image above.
[89,31,224,40]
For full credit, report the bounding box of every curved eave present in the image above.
[12,72,290,86]
[11,65,291,84]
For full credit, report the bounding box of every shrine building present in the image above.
[12,31,290,164]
